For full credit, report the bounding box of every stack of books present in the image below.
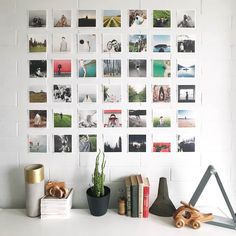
[125,175,150,218]
[40,189,73,219]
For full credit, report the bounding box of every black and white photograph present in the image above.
[103,84,121,103]
[53,34,71,53]
[103,59,121,77]
[29,110,47,128]
[54,135,72,153]
[29,85,47,103]
[178,85,195,103]
[129,134,146,152]
[78,10,96,27]
[152,35,171,53]
[129,34,147,52]
[78,34,96,53]
[53,109,72,128]
[103,10,121,27]
[177,134,195,152]
[128,83,146,103]
[129,10,147,28]
[128,110,146,127]
[102,34,121,53]
[177,35,195,53]
[78,84,97,103]
[53,84,72,103]
[28,135,47,153]
[79,134,97,152]
[177,60,195,78]
[54,10,71,27]
[152,85,171,103]
[29,10,46,28]
[103,110,122,127]
[104,134,122,152]
[129,59,146,77]
[78,110,97,128]
[177,10,195,28]
[28,34,47,53]
[153,109,171,128]
[29,60,47,78]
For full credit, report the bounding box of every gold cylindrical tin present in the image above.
[118,198,126,215]
[24,164,44,184]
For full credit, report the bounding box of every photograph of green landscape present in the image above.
[103,10,121,27]
[153,10,171,27]
[28,34,47,52]
[128,84,146,103]
[54,110,72,128]
[153,109,171,127]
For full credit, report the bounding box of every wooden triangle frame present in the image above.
[189,165,236,230]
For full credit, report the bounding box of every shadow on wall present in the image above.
[6,168,25,208]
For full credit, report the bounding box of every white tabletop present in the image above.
[0,209,235,236]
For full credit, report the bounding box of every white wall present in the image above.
[0,0,235,212]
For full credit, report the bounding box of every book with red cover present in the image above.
[143,177,150,218]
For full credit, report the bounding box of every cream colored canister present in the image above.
[24,164,45,217]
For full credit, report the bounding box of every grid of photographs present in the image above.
[27,9,197,154]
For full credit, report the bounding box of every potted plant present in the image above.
[86,149,110,216]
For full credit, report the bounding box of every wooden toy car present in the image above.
[173,201,214,229]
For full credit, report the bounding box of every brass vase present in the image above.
[24,164,45,217]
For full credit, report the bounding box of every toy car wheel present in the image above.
[175,218,185,228]
[192,220,201,229]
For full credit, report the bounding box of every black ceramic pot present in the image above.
[86,186,110,216]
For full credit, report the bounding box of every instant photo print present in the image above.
[29,85,47,103]
[103,60,121,77]
[54,135,72,153]
[29,10,46,27]
[128,84,146,103]
[128,110,147,127]
[54,10,71,27]
[104,134,122,152]
[79,134,97,152]
[78,10,96,27]
[78,59,96,78]
[29,60,47,78]
[28,135,47,153]
[153,10,171,28]
[103,10,121,27]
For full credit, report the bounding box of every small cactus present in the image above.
[92,149,106,197]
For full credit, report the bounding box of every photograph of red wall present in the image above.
[53,59,71,77]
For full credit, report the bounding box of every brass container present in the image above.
[118,198,126,215]
[24,164,45,217]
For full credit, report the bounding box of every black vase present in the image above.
[149,177,176,217]
[86,186,110,216]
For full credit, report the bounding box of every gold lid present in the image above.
[24,164,44,184]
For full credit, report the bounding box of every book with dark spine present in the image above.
[125,176,132,217]
[130,175,138,217]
